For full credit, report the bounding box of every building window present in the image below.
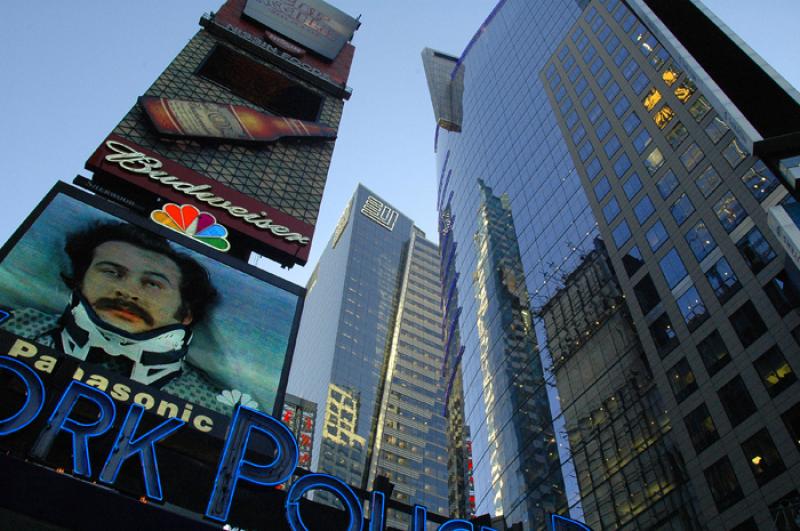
[633,128,653,154]
[612,220,632,248]
[654,104,675,129]
[650,47,670,69]
[581,89,596,110]
[660,248,688,289]
[644,147,665,174]
[754,346,796,397]
[571,124,586,144]
[723,138,748,167]
[741,429,787,486]
[704,116,730,143]
[633,72,650,95]
[674,78,696,102]
[614,153,632,178]
[623,246,644,276]
[597,68,612,88]
[574,76,588,95]
[603,197,621,223]
[666,121,689,148]
[634,274,661,315]
[613,45,629,66]
[741,161,779,201]
[588,102,603,123]
[671,193,695,226]
[685,403,719,453]
[697,330,731,375]
[677,285,708,332]
[623,172,642,199]
[643,88,662,110]
[583,43,597,64]
[763,271,800,316]
[686,221,717,261]
[705,257,741,304]
[662,66,680,86]
[594,177,611,201]
[737,227,776,274]
[656,169,679,199]
[634,195,655,224]
[718,376,756,427]
[704,457,744,512]
[668,358,698,402]
[695,165,722,198]
[714,192,746,233]
[578,141,594,162]
[614,95,631,118]
[680,143,705,172]
[729,301,767,348]
[623,113,641,135]
[650,313,678,357]
[623,59,639,80]
[604,81,621,102]
[596,118,612,140]
[782,402,800,450]
[586,158,603,181]
[604,135,622,158]
[688,95,712,121]
[647,220,669,251]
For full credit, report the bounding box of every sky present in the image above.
[1,0,798,288]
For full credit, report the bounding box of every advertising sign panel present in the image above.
[242,0,360,61]
[0,182,303,417]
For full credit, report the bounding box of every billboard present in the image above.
[0,182,303,418]
[242,0,360,61]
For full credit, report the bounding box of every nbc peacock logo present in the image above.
[151,204,231,252]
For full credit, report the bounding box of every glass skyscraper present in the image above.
[288,185,449,525]
[425,0,800,529]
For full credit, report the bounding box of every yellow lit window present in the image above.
[662,68,680,87]
[654,105,675,129]
[643,88,662,111]
[675,79,696,102]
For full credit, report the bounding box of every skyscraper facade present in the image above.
[288,185,450,523]
[424,0,800,529]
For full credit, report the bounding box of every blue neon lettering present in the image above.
[285,473,363,531]
[412,505,427,531]
[206,405,299,522]
[0,356,46,435]
[30,380,116,477]
[369,491,385,531]
[98,403,184,500]
[551,514,592,530]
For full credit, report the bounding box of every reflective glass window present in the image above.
[594,176,611,201]
[558,45,569,61]
[623,246,644,276]
[671,193,695,225]
[741,161,779,201]
[560,96,573,114]
[604,134,621,158]
[621,13,636,32]
[650,47,669,69]
[714,192,746,233]
[592,12,604,32]
[697,330,731,375]
[666,122,689,148]
[638,33,657,56]
[723,138,748,167]
[674,78,696,102]
[605,35,620,55]
[563,53,576,71]
[656,169,679,199]
[574,76,588,95]
[729,301,767,347]
[695,165,721,198]
[578,140,594,162]
[781,403,800,451]
[646,220,669,251]
[633,73,650,95]
[583,44,597,64]
[660,248,687,288]
[634,274,660,315]
[604,81,621,102]
[688,95,712,121]
[764,270,800,316]
[590,56,603,75]
[623,112,641,134]
[584,5,597,22]
[705,116,730,143]
[581,89,596,109]
[598,24,612,43]
[742,429,787,486]
[565,109,579,130]
[603,196,621,223]
[644,147,665,174]
[634,195,655,224]
[705,257,741,304]
[613,2,626,21]
[685,404,719,453]
[588,102,603,123]
[612,219,632,248]
[718,376,756,427]
[623,172,642,199]
[568,64,581,83]
[596,118,611,140]
[597,68,612,88]
[633,128,652,154]
[571,124,586,144]
[613,95,630,118]
[654,104,675,129]
[677,285,708,331]
[681,143,704,171]
[613,45,629,67]
[614,153,632,178]
[755,346,796,397]
[668,358,698,402]
[572,27,584,43]
[555,85,567,102]
[737,227,776,273]
[586,157,603,181]
[622,59,639,80]
[650,313,678,357]
[686,222,717,261]
[545,63,557,79]
[577,35,589,51]
[704,458,743,512]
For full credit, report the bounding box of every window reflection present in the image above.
[674,79,696,103]
[643,88,662,111]
[654,105,674,129]
[662,65,681,86]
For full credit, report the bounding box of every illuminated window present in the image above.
[644,147,665,174]
[755,346,797,397]
[643,88,662,111]
[654,104,675,129]
[674,79,696,102]
[662,67,680,87]
[741,429,787,486]
[685,222,717,261]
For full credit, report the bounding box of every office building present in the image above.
[424,0,800,529]
[288,185,450,525]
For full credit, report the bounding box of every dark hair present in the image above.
[62,221,218,323]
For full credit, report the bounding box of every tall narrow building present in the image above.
[425,0,800,529]
[288,185,450,524]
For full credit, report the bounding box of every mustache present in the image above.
[93,298,154,326]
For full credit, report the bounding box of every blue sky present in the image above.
[1,0,798,287]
